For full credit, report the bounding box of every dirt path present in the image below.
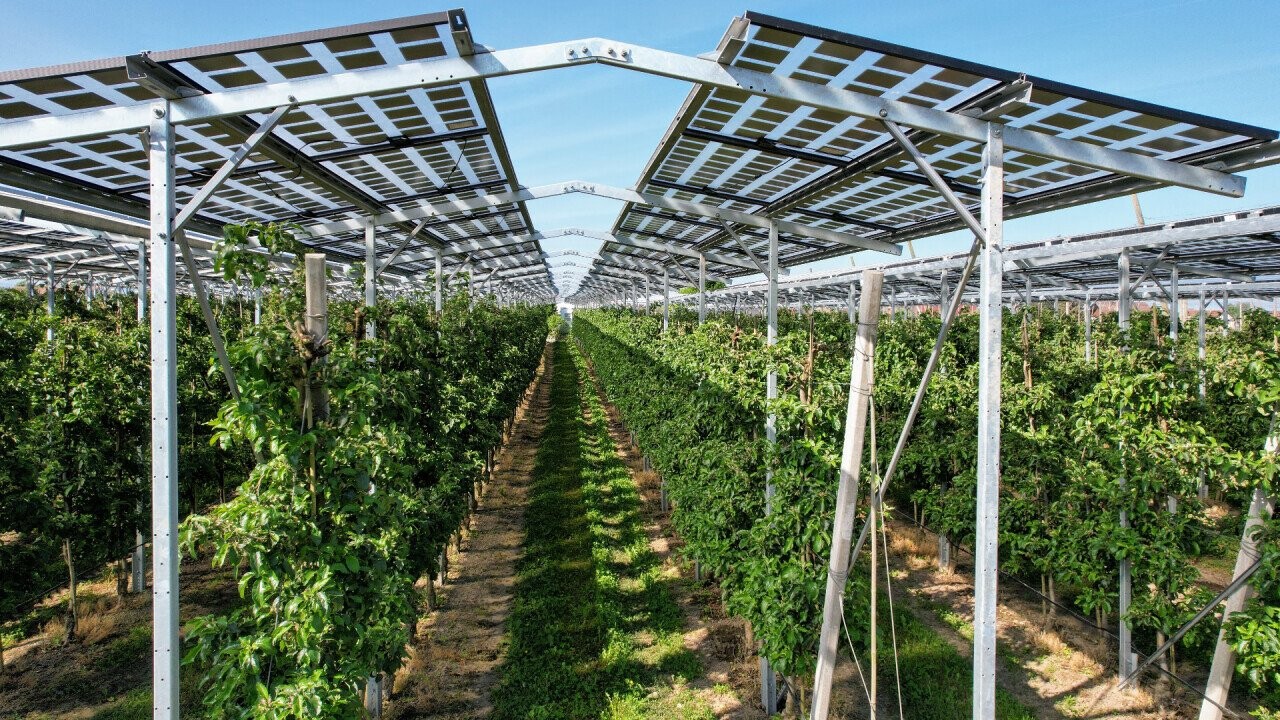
[388,342,554,719]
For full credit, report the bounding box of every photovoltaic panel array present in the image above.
[587,12,1278,296]
[684,206,1280,308]
[0,10,554,294]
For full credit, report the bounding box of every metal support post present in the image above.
[810,269,884,720]
[45,263,54,344]
[662,267,670,333]
[1084,289,1093,361]
[133,241,147,594]
[973,123,1003,720]
[148,101,180,720]
[433,251,444,313]
[365,221,377,339]
[698,253,707,324]
[253,290,261,325]
[761,220,779,715]
[1118,249,1136,682]
[1198,289,1208,500]
[1168,267,1180,514]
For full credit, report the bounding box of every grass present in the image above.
[492,338,710,719]
[886,606,1036,720]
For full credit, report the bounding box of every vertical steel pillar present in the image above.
[253,290,261,326]
[148,101,180,720]
[973,123,1003,720]
[363,222,380,715]
[662,267,670,333]
[133,241,148,594]
[364,220,377,340]
[1167,267,1181,514]
[761,221,779,715]
[45,263,54,343]
[1117,249,1135,682]
[1198,289,1208,500]
[698,253,707,324]
[1084,289,1093,361]
[938,269,953,571]
[434,252,443,314]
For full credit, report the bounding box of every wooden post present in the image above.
[304,255,329,423]
[810,270,884,720]
[1198,420,1277,720]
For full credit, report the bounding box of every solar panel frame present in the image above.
[0,10,554,293]
[588,12,1278,295]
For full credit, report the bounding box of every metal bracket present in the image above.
[126,54,204,100]
[882,119,988,246]
[173,103,292,233]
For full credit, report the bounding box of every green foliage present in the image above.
[182,222,551,719]
[574,302,1280,705]
[676,280,726,295]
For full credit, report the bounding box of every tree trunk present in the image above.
[1157,629,1170,685]
[1048,575,1057,618]
[62,538,78,642]
[115,558,128,598]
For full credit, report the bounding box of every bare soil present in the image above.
[387,343,553,719]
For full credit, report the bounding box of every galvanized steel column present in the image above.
[365,220,377,339]
[1117,248,1135,682]
[698,253,707,324]
[761,220,779,715]
[134,241,147,594]
[148,100,181,720]
[1198,289,1208,500]
[973,123,1003,720]
[662,266,670,333]
[45,263,54,344]
[1084,288,1093,361]
[434,251,443,314]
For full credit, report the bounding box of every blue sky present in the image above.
[4,0,1279,296]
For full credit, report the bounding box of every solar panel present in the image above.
[590,13,1278,295]
[0,11,555,292]
[687,206,1280,307]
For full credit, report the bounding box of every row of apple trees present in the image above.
[0,283,259,656]
[179,222,552,717]
[573,302,1278,709]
